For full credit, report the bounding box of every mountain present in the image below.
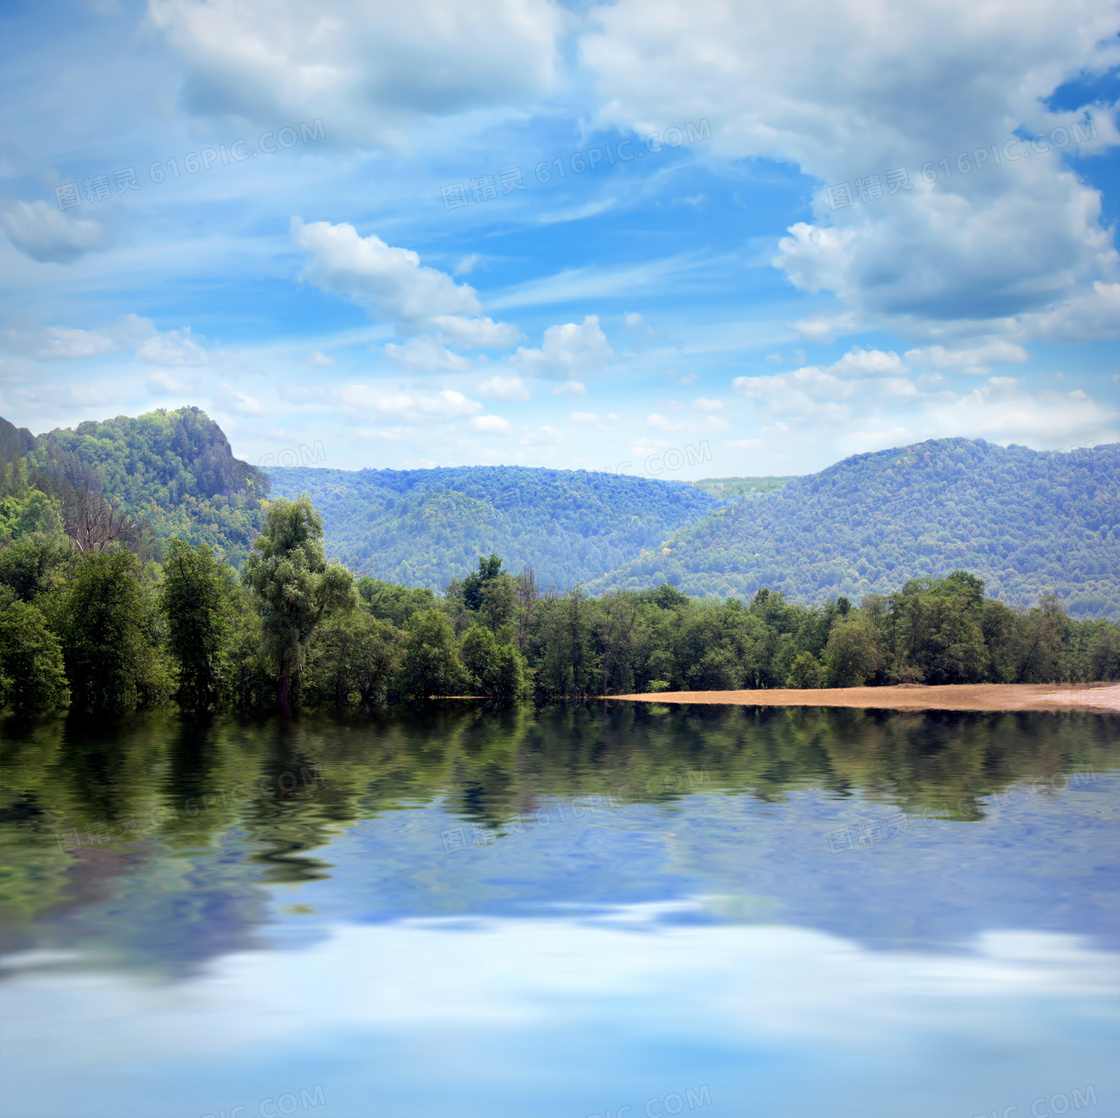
[589,438,1120,620]
[0,407,270,565]
[265,464,723,591]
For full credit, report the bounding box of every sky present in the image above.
[0,0,1117,481]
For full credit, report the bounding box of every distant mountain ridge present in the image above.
[266,464,723,590]
[588,438,1120,620]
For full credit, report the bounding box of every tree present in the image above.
[824,616,883,687]
[55,550,171,710]
[461,625,527,698]
[786,650,824,689]
[242,497,356,711]
[0,601,69,712]
[160,539,236,709]
[399,609,466,699]
[306,611,399,707]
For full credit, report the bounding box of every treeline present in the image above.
[2,495,1118,716]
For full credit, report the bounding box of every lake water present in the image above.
[1,703,1117,1118]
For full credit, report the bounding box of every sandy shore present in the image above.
[610,682,1120,713]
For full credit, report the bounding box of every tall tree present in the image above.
[160,540,236,709]
[241,497,356,711]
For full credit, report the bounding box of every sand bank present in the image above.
[610,682,1120,713]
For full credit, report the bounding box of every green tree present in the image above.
[786,650,824,689]
[306,611,399,707]
[399,609,466,699]
[56,550,171,710]
[825,616,883,687]
[0,600,70,712]
[160,539,236,709]
[461,625,527,699]
[242,497,356,711]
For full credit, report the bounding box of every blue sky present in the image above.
[1,0,1117,479]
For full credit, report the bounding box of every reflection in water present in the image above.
[0,704,1117,1117]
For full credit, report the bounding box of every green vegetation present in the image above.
[266,463,721,589]
[592,439,1120,620]
[688,475,797,499]
[0,408,269,566]
[1,505,1117,714]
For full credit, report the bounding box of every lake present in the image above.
[1,703,1117,1118]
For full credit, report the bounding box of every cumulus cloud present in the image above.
[569,411,599,424]
[308,350,336,367]
[581,0,1120,342]
[514,315,613,380]
[905,341,1030,375]
[0,314,209,365]
[217,384,262,415]
[552,380,586,397]
[291,220,520,357]
[339,384,483,424]
[477,375,531,401]
[691,397,723,411]
[793,312,858,343]
[147,0,563,150]
[1,200,113,263]
[292,218,481,324]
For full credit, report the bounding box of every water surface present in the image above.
[1,704,1117,1117]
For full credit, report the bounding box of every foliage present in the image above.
[0,601,70,712]
[591,439,1120,621]
[241,497,357,709]
[1,407,269,566]
[267,463,721,591]
[160,540,237,709]
[398,609,467,700]
[52,550,172,711]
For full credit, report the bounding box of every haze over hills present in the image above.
[2,408,1117,620]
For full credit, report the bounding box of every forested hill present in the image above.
[266,464,722,591]
[0,408,269,564]
[590,438,1120,620]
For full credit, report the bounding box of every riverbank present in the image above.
[610,682,1120,712]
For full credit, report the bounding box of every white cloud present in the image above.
[514,316,613,380]
[136,327,209,366]
[217,384,262,415]
[552,380,586,397]
[148,370,188,394]
[148,0,564,150]
[292,218,482,326]
[624,312,643,327]
[904,341,1030,375]
[339,385,483,424]
[1,200,113,263]
[793,312,858,343]
[477,375,531,401]
[830,347,908,377]
[691,397,724,411]
[385,338,474,375]
[520,424,563,446]
[569,411,599,423]
[454,254,481,276]
[471,414,511,433]
[308,350,336,368]
[430,315,522,349]
[581,1,1120,342]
